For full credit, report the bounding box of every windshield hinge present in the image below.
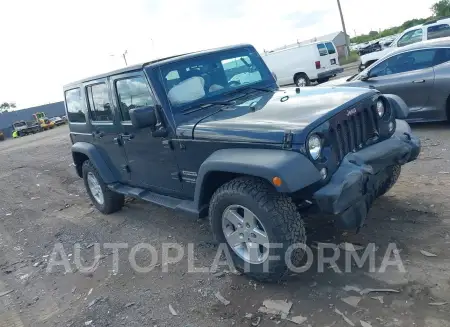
[282,131,293,149]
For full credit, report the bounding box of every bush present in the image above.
[340,51,360,65]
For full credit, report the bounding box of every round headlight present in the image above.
[308,134,322,160]
[376,99,385,117]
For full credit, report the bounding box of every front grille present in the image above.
[330,106,379,162]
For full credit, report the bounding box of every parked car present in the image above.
[50,116,65,126]
[321,38,450,122]
[261,41,343,86]
[359,18,450,71]
[357,41,382,56]
[64,44,420,281]
[12,120,41,136]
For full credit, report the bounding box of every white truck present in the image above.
[359,17,450,71]
[261,41,343,86]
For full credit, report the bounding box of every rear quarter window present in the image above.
[65,88,86,123]
[427,24,450,40]
[317,43,328,56]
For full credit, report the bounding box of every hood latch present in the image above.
[282,130,293,149]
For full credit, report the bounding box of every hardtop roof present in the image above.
[63,44,253,89]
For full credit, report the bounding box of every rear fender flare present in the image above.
[71,142,119,184]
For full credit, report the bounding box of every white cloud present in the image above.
[0,0,436,108]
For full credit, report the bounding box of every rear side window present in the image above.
[317,43,328,56]
[427,24,450,40]
[65,88,86,123]
[325,42,336,54]
[86,83,113,122]
[116,76,154,121]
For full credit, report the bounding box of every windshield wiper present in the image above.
[181,101,233,115]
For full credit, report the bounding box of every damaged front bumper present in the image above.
[313,127,420,230]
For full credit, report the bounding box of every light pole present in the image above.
[337,0,351,58]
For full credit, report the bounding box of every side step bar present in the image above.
[108,183,200,217]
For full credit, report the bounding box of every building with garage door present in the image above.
[0,101,65,138]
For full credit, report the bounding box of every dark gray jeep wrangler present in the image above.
[64,44,420,281]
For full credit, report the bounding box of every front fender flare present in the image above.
[71,142,119,184]
[384,94,409,119]
[194,148,322,207]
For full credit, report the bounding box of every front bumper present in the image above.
[313,129,420,230]
[317,67,344,79]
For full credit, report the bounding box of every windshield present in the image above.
[159,47,275,112]
[13,122,26,127]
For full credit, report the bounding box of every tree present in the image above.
[431,0,450,17]
[369,31,379,37]
[0,102,16,113]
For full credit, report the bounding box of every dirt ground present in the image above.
[0,125,449,327]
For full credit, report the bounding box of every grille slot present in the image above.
[332,107,379,162]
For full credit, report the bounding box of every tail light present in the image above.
[315,61,321,69]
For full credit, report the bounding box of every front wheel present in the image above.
[209,177,306,282]
[377,165,401,198]
[82,160,124,214]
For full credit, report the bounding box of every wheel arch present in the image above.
[194,148,322,215]
[71,142,119,183]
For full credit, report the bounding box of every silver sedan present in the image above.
[322,37,450,123]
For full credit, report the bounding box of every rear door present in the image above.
[84,79,130,182]
[364,49,437,110]
[325,42,339,66]
[316,43,330,70]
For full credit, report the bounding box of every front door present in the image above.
[364,49,437,110]
[84,79,129,182]
[111,72,182,194]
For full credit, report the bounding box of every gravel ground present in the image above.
[0,125,449,327]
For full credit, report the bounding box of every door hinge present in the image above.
[282,131,293,149]
[162,139,174,150]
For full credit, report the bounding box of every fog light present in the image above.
[389,121,394,132]
[320,168,328,180]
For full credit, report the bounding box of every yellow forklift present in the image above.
[33,112,55,130]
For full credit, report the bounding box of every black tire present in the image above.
[82,160,124,214]
[377,165,401,197]
[294,73,310,87]
[209,177,306,282]
[317,77,330,84]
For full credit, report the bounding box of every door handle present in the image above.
[412,79,425,83]
[121,133,134,141]
[92,131,104,138]
[113,136,123,146]
[368,85,375,89]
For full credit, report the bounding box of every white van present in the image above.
[261,41,344,86]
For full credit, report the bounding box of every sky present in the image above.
[0,0,437,109]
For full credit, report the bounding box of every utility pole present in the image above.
[122,50,128,66]
[337,0,351,58]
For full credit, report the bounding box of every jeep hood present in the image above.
[176,86,375,144]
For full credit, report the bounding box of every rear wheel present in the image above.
[209,177,306,282]
[82,160,124,214]
[294,73,310,87]
[377,165,401,197]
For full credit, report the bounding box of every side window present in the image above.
[317,43,328,56]
[433,48,450,66]
[65,88,86,123]
[397,29,423,47]
[116,76,154,121]
[427,24,450,40]
[86,83,113,122]
[325,42,336,54]
[221,56,262,85]
[369,49,437,78]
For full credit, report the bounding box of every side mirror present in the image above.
[129,106,157,129]
[360,73,370,81]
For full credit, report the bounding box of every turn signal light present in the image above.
[272,177,282,187]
